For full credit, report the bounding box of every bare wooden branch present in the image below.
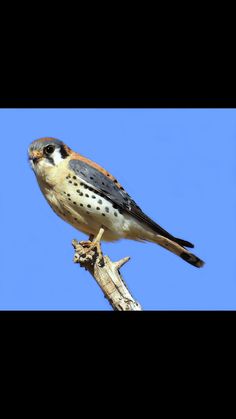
[72,228,142,311]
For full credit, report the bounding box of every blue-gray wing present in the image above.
[69,159,194,248]
[69,159,139,211]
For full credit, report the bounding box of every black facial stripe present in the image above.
[60,145,69,159]
[47,156,55,165]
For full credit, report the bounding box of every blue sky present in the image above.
[0,109,235,310]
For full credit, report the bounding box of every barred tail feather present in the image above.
[179,251,204,268]
[154,235,204,268]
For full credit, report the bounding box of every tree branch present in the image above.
[72,228,142,311]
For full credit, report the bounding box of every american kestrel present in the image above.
[28,137,204,268]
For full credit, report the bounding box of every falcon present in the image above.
[28,137,204,268]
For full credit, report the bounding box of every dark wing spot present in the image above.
[69,160,139,219]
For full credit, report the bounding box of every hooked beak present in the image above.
[28,157,39,165]
[29,150,42,165]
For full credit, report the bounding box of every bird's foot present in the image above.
[76,228,105,265]
[79,240,94,248]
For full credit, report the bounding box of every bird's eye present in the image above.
[44,145,55,155]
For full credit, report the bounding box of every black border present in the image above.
[1,96,236,108]
[1,96,235,350]
[1,311,235,358]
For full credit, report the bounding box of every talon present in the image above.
[79,240,93,248]
[75,228,105,264]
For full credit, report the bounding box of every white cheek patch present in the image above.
[32,147,65,178]
[34,159,51,178]
[51,148,64,165]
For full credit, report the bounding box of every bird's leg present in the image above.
[78,228,105,264]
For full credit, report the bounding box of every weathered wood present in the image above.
[72,228,142,311]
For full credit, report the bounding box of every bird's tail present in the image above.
[153,234,204,268]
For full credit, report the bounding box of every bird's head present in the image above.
[28,137,71,174]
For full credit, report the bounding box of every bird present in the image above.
[28,137,204,268]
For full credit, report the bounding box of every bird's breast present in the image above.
[37,167,130,240]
